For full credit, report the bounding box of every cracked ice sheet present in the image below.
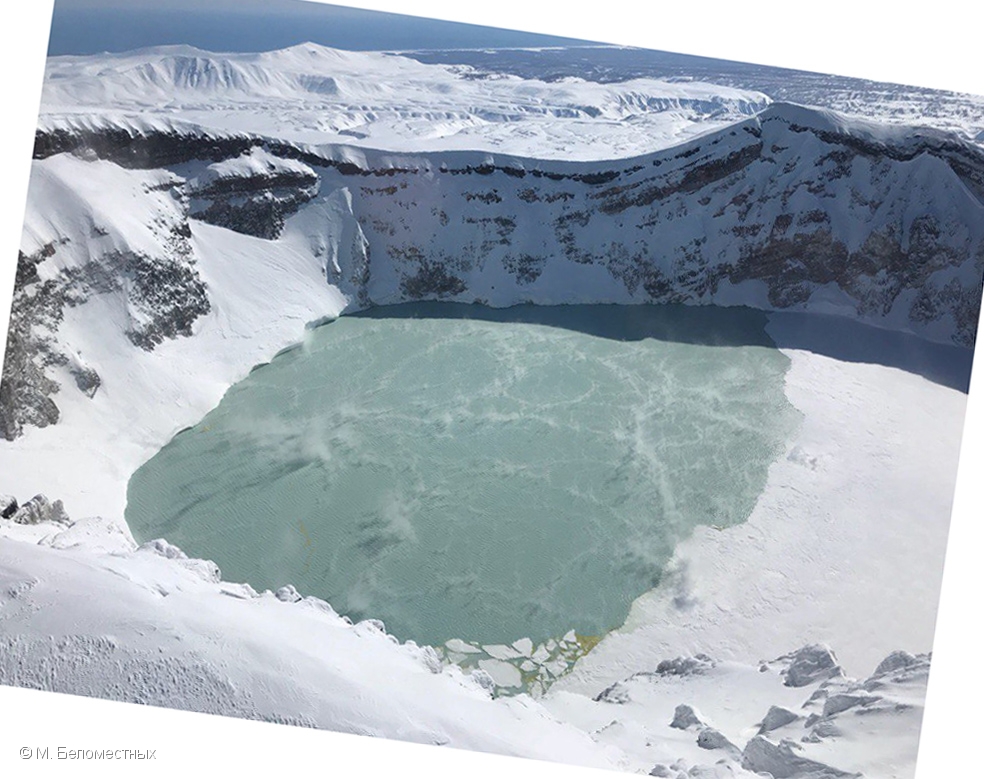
[550,315,966,697]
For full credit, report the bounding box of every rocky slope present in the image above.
[2,159,210,440]
[545,644,933,778]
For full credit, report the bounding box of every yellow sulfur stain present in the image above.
[297,520,314,571]
[574,633,603,654]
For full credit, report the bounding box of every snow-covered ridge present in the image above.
[186,146,318,192]
[38,43,771,160]
[406,45,984,147]
[34,99,984,184]
[0,532,620,767]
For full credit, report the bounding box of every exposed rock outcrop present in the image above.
[781,645,843,688]
[872,650,922,677]
[185,148,321,239]
[759,704,800,734]
[655,654,716,677]
[0,494,18,519]
[695,726,739,756]
[1,162,210,441]
[9,494,70,526]
[741,736,860,778]
[1,245,68,440]
[670,703,705,730]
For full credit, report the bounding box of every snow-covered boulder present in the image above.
[758,705,800,734]
[695,726,739,756]
[0,494,17,519]
[872,649,921,677]
[274,584,302,603]
[655,654,716,677]
[822,692,880,718]
[11,494,69,526]
[670,703,706,730]
[741,736,859,778]
[782,645,843,688]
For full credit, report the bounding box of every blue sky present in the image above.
[48,0,594,55]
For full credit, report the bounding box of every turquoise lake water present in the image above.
[126,303,800,648]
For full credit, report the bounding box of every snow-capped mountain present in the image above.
[39,44,771,160]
